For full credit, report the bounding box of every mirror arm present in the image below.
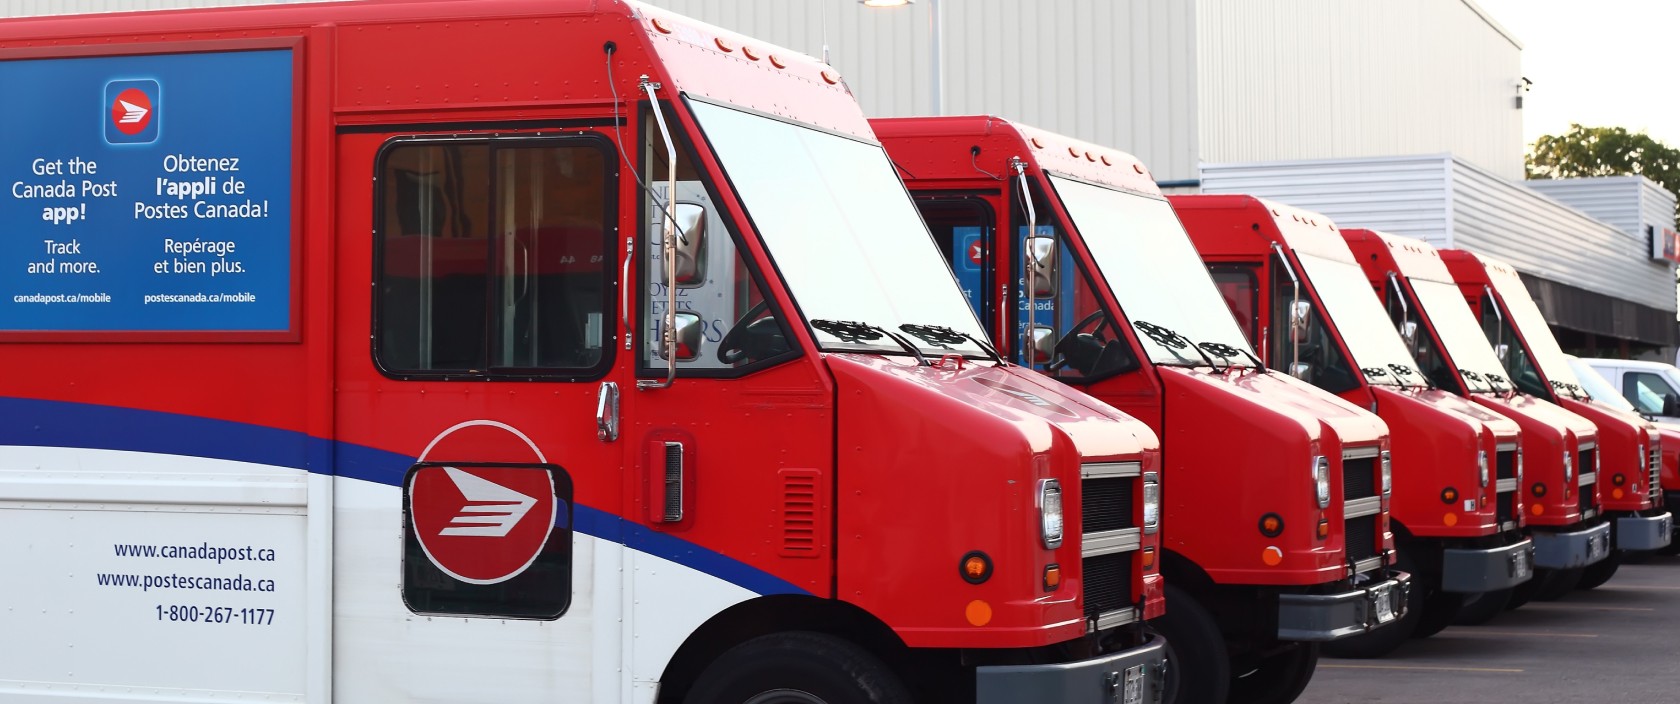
[639,75,679,391]
[1013,156,1037,366]
[1483,285,1506,347]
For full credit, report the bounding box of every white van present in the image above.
[1579,357,1680,423]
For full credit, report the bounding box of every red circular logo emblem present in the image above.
[968,240,985,265]
[110,87,154,135]
[409,466,557,584]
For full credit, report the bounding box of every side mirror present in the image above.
[671,203,707,288]
[1664,394,1680,417]
[1290,362,1313,381]
[1400,320,1420,351]
[1290,300,1313,344]
[1494,343,1510,363]
[659,311,704,361]
[1025,236,1057,297]
[1029,325,1057,365]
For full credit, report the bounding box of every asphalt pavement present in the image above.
[1299,554,1680,703]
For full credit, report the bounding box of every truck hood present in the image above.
[1377,386,1521,441]
[1185,367,1388,448]
[1478,392,1597,441]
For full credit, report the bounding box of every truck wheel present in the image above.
[1228,643,1318,704]
[1156,585,1230,704]
[1410,590,1463,639]
[1576,552,1621,590]
[1530,567,1583,602]
[683,632,913,704]
[1453,588,1511,625]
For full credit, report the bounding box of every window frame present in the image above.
[370,133,620,382]
[1206,263,1261,349]
[633,99,803,380]
[911,193,1000,334]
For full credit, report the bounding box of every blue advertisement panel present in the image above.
[0,49,293,333]
[951,226,984,318]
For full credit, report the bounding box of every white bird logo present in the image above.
[117,99,149,124]
[438,466,537,537]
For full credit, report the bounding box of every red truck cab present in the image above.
[0,3,1168,703]
[1343,231,1612,603]
[1173,195,1533,654]
[874,116,1407,704]
[1441,251,1672,581]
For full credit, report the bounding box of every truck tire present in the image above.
[1576,552,1621,590]
[1228,643,1319,704]
[683,632,913,704]
[1410,590,1463,639]
[1453,588,1511,625]
[1156,585,1230,704]
[1530,567,1583,602]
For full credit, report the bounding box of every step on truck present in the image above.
[0,3,1171,703]
[873,116,1409,704]
[1342,231,1612,604]
[1172,195,1534,654]
[1442,251,1672,587]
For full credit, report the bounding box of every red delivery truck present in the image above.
[874,116,1407,704]
[1441,250,1671,586]
[1343,231,1612,605]
[0,3,1170,703]
[1173,195,1533,655]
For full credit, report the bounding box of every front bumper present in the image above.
[1613,511,1673,551]
[975,633,1167,704]
[1276,570,1412,641]
[1440,538,1535,593]
[1531,520,1613,569]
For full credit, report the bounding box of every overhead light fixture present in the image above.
[860,0,912,6]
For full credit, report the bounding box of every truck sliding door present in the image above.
[332,129,627,702]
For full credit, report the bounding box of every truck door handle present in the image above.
[597,381,620,442]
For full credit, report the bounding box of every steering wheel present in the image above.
[1047,310,1107,372]
[716,299,771,365]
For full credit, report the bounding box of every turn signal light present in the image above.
[1043,564,1061,592]
[1142,548,1157,571]
[1613,473,1627,486]
[1441,487,1459,504]
[960,551,992,585]
[1532,482,1547,498]
[1316,518,1330,539]
[1259,513,1284,537]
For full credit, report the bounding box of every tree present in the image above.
[1527,124,1680,231]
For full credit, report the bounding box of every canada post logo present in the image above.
[105,79,159,144]
[409,465,558,584]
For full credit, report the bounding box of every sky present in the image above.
[1478,0,1680,148]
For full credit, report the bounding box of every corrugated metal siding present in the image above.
[642,0,1203,183]
[1,0,319,15]
[1451,159,1675,312]
[1196,0,1524,181]
[1199,154,1453,247]
[1524,177,1647,240]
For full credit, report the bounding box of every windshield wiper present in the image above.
[1133,320,1218,369]
[812,319,929,366]
[899,323,1003,364]
[1389,364,1430,390]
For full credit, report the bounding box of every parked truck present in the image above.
[1441,250,1672,586]
[874,116,1408,704]
[1575,356,1680,553]
[1173,195,1533,654]
[0,3,1172,703]
[1343,231,1612,605]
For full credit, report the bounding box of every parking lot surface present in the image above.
[1300,554,1680,702]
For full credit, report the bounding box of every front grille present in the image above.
[1650,446,1663,502]
[1343,453,1378,501]
[1496,449,1517,480]
[1497,488,1516,526]
[1082,477,1134,533]
[1579,477,1596,514]
[1082,551,1135,621]
[1345,515,1378,564]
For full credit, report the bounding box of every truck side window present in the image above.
[639,108,794,375]
[1478,295,1545,396]
[1270,257,1357,393]
[1207,265,1260,347]
[376,138,615,378]
[914,197,994,326]
[1386,290,1460,393]
[1011,181,1134,381]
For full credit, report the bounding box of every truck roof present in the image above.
[1341,228,1456,284]
[0,0,871,139]
[1170,194,1357,264]
[869,115,1162,196]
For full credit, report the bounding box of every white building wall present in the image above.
[1524,177,1650,241]
[1196,0,1525,181]
[641,0,1203,183]
[1200,154,1455,247]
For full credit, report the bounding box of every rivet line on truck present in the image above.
[874,116,1409,704]
[0,2,1168,702]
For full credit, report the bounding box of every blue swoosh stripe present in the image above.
[0,396,806,597]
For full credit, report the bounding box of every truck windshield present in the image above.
[1410,278,1509,394]
[1049,175,1258,367]
[1294,253,1421,387]
[1485,266,1585,399]
[688,100,988,357]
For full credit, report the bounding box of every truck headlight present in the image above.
[1564,450,1574,484]
[1314,455,1331,509]
[1516,446,1524,483]
[1478,450,1490,487]
[1381,451,1393,496]
[1142,472,1161,535]
[1039,479,1063,549]
[1640,445,1647,471]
